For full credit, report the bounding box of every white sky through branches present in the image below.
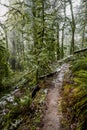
[0,0,80,22]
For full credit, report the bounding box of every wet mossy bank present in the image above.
[61,56,87,130]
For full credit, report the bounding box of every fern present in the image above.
[71,57,87,72]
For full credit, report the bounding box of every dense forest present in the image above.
[0,0,87,130]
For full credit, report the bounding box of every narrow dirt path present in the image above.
[39,63,69,130]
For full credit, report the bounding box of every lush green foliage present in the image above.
[62,56,87,130]
[0,43,9,87]
[71,57,87,71]
[0,0,87,129]
[1,84,46,130]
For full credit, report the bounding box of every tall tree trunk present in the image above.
[5,30,8,49]
[82,23,86,48]
[57,23,60,60]
[42,0,45,44]
[32,0,39,84]
[61,0,66,58]
[61,26,64,58]
[11,40,16,70]
[68,0,75,54]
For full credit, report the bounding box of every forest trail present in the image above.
[38,63,69,130]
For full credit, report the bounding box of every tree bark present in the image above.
[57,23,60,60]
[81,23,86,48]
[61,26,64,58]
[68,0,76,54]
[42,0,45,44]
[74,48,87,54]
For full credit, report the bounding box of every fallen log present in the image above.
[31,71,57,98]
[39,71,57,80]
[74,48,87,54]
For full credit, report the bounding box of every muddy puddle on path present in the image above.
[38,63,70,130]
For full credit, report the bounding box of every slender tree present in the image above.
[68,0,76,54]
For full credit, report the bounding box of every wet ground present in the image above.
[38,63,69,130]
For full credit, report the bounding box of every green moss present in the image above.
[62,56,87,130]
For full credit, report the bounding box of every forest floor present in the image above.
[38,63,70,130]
[1,56,87,130]
[0,63,70,130]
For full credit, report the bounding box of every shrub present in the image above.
[0,43,9,88]
[71,57,87,72]
[62,56,87,130]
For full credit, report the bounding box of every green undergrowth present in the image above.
[61,56,87,130]
[1,79,47,130]
[2,70,35,88]
[0,70,37,98]
[1,88,31,130]
[17,89,46,130]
